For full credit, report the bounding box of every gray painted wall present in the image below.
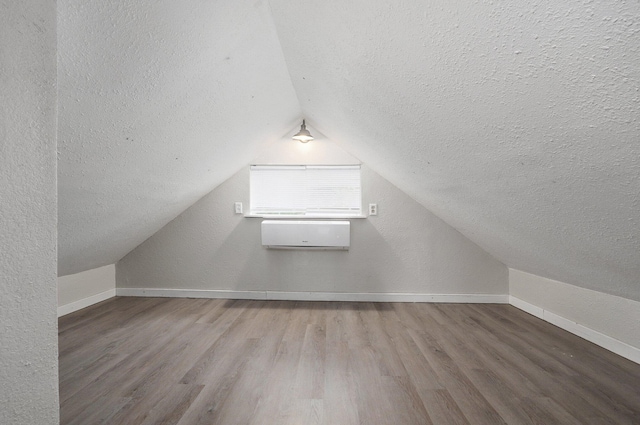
[0,1,59,423]
[58,264,115,308]
[118,141,506,296]
[510,269,640,352]
[58,264,115,316]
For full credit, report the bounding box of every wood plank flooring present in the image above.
[59,297,640,424]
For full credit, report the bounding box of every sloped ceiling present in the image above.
[58,1,640,301]
[57,0,300,275]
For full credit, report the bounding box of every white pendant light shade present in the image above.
[292,119,314,143]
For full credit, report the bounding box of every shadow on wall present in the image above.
[207,217,404,294]
[117,162,506,295]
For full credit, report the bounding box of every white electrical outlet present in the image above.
[234,202,243,214]
[369,203,378,216]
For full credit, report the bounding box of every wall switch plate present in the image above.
[234,202,243,214]
[369,203,378,216]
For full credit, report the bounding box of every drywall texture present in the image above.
[118,140,507,296]
[269,0,640,301]
[58,264,115,307]
[57,0,300,276]
[0,1,59,424]
[510,269,640,350]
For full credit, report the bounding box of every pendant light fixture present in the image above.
[292,119,314,143]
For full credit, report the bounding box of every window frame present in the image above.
[248,164,363,218]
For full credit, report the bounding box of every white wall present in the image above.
[510,269,640,363]
[58,265,116,316]
[0,1,59,423]
[117,139,507,300]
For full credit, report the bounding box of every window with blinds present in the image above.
[250,165,362,217]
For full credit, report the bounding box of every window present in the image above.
[250,165,361,217]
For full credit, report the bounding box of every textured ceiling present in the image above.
[57,0,300,275]
[58,0,640,301]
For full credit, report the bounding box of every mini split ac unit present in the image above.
[261,220,350,250]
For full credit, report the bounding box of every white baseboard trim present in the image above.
[58,289,116,317]
[509,296,640,364]
[116,287,509,304]
[509,295,544,318]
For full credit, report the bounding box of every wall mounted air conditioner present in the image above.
[261,220,350,250]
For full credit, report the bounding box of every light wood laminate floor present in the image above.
[59,297,640,424]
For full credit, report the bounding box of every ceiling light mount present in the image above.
[292,119,314,143]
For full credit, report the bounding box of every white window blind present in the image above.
[250,165,361,217]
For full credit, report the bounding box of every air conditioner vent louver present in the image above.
[261,220,350,250]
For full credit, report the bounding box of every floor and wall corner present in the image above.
[58,264,640,366]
